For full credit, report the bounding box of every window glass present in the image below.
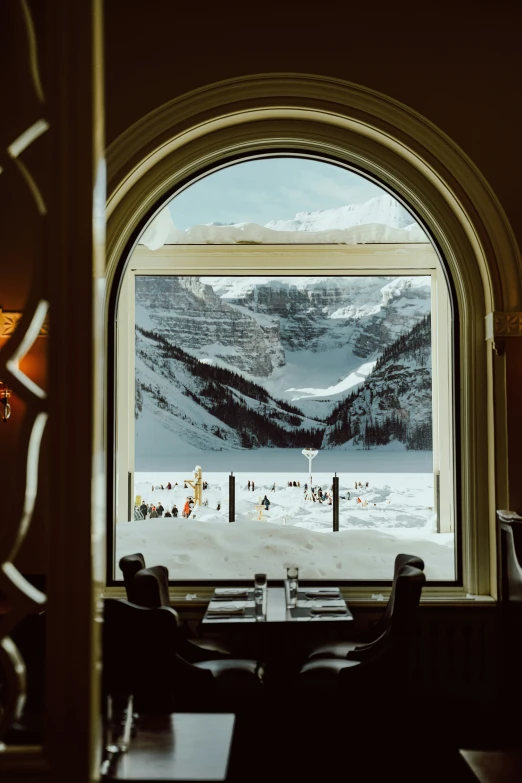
[114,156,456,583]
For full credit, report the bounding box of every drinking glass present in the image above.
[254,573,267,621]
[285,565,299,609]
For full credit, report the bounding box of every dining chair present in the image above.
[131,565,234,661]
[298,564,425,687]
[118,553,146,604]
[498,518,522,603]
[306,552,424,661]
[102,598,264,714]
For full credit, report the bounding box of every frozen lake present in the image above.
[115,463,455,582]
[135,446,434,473]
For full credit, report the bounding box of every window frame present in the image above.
[109,240,460,590]
[103,74,513,602]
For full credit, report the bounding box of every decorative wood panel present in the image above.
[0,310,49,338]
[0,0,49,748]
[0,2,106,782]
[486,311,522,339]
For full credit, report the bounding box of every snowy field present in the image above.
[116,465,455,581]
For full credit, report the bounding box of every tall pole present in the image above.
[333,473,339,532]
[302,448,319,501]
[229,472,235,522]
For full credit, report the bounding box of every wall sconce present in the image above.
[0,383,12,422]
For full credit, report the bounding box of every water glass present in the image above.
[254,572,267,621]
[285,565,299,608]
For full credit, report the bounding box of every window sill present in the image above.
[102,584,496,608]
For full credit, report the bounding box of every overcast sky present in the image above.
[166,157,386,229]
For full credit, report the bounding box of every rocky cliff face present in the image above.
[135,276,284,377]
[202,276,431,356]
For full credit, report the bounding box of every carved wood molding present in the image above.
[485,312,522,339]
[0,309,49,337]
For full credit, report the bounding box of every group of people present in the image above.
[137,496,201,519]
[138,501,179,519]
[305,484,334,504]
[286,480,301,487]
[247,480,256,491]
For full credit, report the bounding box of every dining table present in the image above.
[201,585,353,668]
[202,585,353,627]
[101,713,235,782]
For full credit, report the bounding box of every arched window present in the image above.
[111,154,456,586]
[105,74,517,600]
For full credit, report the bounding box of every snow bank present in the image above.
[116,518,454,581]
[139,217,428,249]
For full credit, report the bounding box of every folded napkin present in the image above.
[207,603,245,616]
[213,588,249,599]
[304,590,340,599]
[310,604,348,614]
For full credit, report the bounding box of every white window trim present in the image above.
[114,242,457,592]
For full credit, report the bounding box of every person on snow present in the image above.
[164,510,172,517]
[262,495,270,510]
[272,482,276,492]
[139,501,148,518]
[157,503,164,517]
[216,501,221,511]
[251,481,255,491]
[167,482,172,490]
[248,480,251,490]
[171,505,179,517]
[183,498,191,518]
[150,506,158,518]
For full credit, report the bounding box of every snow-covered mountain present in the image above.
[135,327,324,456]
[135,313,432,458]
[323,316,432,451]
[264,193,414,232]
[135,277,433,460]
